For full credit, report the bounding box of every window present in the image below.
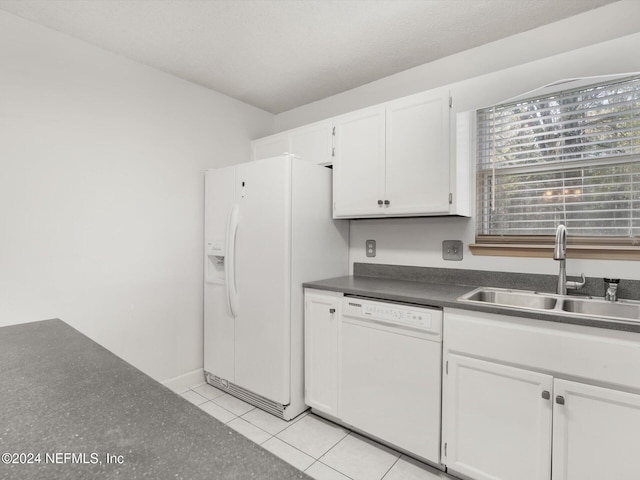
[472,75,640,259]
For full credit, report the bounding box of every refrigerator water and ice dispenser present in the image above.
[205,238,225,283]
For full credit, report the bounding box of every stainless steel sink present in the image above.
[561,298,640,321]
[458,287,640,324]
[463,288,558,310]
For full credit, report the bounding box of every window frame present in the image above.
[470,74,640,260]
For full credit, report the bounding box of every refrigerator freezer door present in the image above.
[233,157,291,405]
[204,166,236,382]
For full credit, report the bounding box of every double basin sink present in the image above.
[459,287,640,324]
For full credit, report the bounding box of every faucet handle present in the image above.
[566,273,586,291]
[604,278,620,301]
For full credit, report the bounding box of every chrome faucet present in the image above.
[604,278,620,302]
[553,224,585,295]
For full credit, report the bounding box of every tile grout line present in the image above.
[305,459,357,480]
[188,386,412,479]
[275,416,352,463]
[379,455,401,480]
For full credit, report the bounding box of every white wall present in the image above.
[274,1,640,281]
[0,11,274,383]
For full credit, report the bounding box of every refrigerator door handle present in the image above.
[225,204,240,318]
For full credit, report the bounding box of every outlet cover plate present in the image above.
[442,240,463,261]
[366,240,376,257]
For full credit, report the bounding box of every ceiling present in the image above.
[0,0,618,114]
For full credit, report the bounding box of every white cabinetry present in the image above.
[251,87,470,218]
[303,290,443,465]
[442,308,640,480]
[333,88,455,218]
[332,107,386,217]
[303,289,340,417]
[552,379,640,480]
[251,133,289,162]
[444,354,552,480]
[252,121,333,166]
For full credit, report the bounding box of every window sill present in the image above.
[469,244,640,261]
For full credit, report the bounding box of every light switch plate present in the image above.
[366,239,376,257]
[442,240,463,261]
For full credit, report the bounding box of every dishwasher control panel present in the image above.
[342,297,442,333]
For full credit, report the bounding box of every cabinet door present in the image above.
[252,133,290,161]
[290,121,334,166]
[385,89,451,216]
[552,379,640,480]
[443,354,553,480]
[332,107,386,218]
[304,291,339,416]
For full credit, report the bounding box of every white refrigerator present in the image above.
[204,154,348,420]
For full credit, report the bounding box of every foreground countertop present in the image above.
[304,275,640,334]
[0,319,308,480]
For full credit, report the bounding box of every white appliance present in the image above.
[204,154,348,420]
[340,296,443,464]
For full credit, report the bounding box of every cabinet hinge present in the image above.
[445,361,448,374]
[332,147,335,157]
[332,126,336,136]
[444,442,447,457]
[449,193,453,205]
[449,96,453,108]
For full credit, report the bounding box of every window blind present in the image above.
[476,76,640,243]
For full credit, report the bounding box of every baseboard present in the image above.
[162,368,205,393]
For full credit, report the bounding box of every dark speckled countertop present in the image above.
[304,265,640,334]
[0,319,308,480]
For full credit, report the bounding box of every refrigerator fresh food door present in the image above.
[233,156,291,405]
[204,166,236,382]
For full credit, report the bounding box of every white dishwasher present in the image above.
[340,296,443,464]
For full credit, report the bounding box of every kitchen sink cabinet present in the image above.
[251,120,334,166]
[443,354,552,480]
[303,289,340,416]
[332,88,452,218]
[442,308,640,480]
[552,379,640,480]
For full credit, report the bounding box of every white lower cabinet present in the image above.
[552,379,640,480]
[442,308,640,480]
[303,289,340,416]
[443,354,552,480]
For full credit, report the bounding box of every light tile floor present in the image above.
[181,383,456,480]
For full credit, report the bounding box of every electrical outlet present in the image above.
[442,240,463,261]
[366,239,376,257]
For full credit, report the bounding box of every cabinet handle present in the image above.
[377,200,383,205]
[384,200,390,206]
[329,308,336,314]
[541,391,550,400]
[556,395,565,405]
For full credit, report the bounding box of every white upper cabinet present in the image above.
[333,88,459,218]
[290,121,334,166]
[332,107,386,217]
[251,86,470,218]
[385,91,451,216]
[252,133,289,161]
[251,120,333,166]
